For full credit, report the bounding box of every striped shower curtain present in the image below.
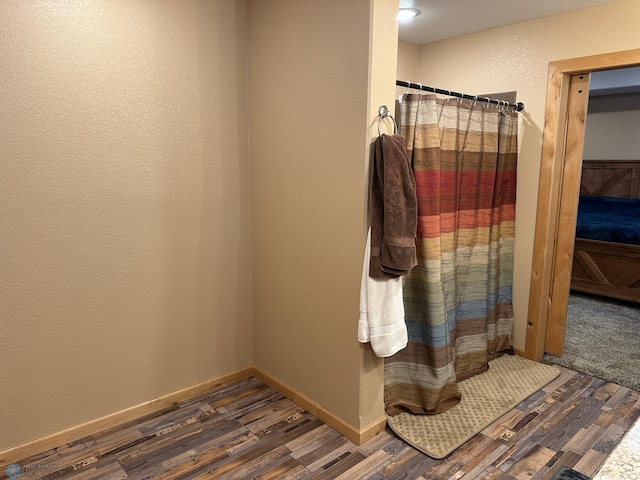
[384,93,518,416]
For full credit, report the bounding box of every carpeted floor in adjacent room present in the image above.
[543,293,640,391]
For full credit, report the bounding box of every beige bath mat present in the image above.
[386,354,560,459]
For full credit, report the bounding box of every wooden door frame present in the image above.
[524,48,640,361]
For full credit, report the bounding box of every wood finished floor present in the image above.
[5,365,639,480]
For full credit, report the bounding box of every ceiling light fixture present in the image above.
[397,8,420,21]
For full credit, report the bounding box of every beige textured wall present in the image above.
[413,0,640,349]
[0,0,253,450]
[248,0,398,430]
[397,41,419,83]
[361,0,401,429]
[584,93,640,160]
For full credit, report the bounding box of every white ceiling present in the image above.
[397,0,621,45]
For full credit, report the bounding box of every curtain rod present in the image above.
[396,80,525,112]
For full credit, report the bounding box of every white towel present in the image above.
[358,227,408,357]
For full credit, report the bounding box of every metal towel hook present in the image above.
[378,105,398,136]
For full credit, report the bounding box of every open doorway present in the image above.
[541,70,640,389]
[525,49,640,363]
[570,71,640,303]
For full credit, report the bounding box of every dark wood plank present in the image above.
[311,451,368,479]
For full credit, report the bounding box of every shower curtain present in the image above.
[384,93,518,416]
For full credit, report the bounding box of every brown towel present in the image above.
[370,134,418,278]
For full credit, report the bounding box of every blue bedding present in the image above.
[576,195,640,245]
